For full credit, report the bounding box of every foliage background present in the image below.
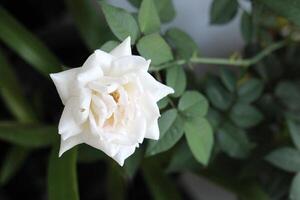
[0,0,300,199]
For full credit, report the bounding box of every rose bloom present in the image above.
[50,37,174,165]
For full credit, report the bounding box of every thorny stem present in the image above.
[150,40,287,71]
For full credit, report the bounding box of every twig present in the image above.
[149,40,287,71]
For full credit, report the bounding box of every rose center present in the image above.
[110,91,120,103]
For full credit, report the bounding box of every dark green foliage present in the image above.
[210,0,238,24]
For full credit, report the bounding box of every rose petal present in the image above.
[77,62,103,85]
[101,94,117,117]
[58,99,82,140]
[140,72,174,102]
[83,132,120,157]
[141,94,160,140]
[146,120,160,140]
[71,88,92,124]
[110,37,131,57]
[123,74,143,97]
[78,49,115,83]
[94,49,114,73]
[113,145,136,166]
[101,113,147,145]
[90,95,108,127]
[88,111,100,136]
[110,56,150,76]
[59,134,83,156]
[117,86,128,105]
[50,68,80,104]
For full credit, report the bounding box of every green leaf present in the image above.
[258,0,300,27]
[184,118,214,166]
[210,0,238,24]
[266,147,300,172]
[158,97,169,109]
[142,160,181,200]
[258,94,280,118]
[100,40,120,52]
[0,50,36,122]
[230,103,264,128]
[154,0,176,23]
[238,182,270,200]
[77,144,105,163]
[123,147,143,179]
[0,146,29,185]
[0,7,61,76]
[157,109,177,136]
[64,0,112,50]
[0,123,56,147]
[166,65,186,97]
[146,109,184,156]
[290,173,300,200]
[238,78,264,103]
[138,0,160,34]
[287,119,300,150]
[166,142,199,173]
[285,110,300,122]
[0,51,21,94]
[0,50,37,190]
[275,81,300,111]
[217,123,254,159]
[166,28,199,60]
[128,0,176,23]
[220,68,237,93]
[101,2,140,44]
[107,163,126,200]
[48,146,79,200]
[178,91,209,118]
[128,0,141,7]
[205,78,233,111]
[137,33,173,65]
[207,108,222,130]
[241,11,253,43]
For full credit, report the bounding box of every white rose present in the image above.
[50,37,174,166]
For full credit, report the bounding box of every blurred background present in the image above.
[1,0,299,199]
[0,0,242,199]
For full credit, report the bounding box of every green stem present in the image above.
[190,57,248,67]
[150,40,287,71]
